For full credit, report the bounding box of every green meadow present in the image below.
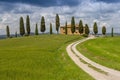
[77,37,120,71]
[0,35,94,80]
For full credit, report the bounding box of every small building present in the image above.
[60,24,83,35]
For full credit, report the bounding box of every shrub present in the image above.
[82,34,88,37]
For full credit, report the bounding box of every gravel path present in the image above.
[66,36,120,80]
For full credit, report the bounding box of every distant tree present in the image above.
[79,20,83,34]
[71,16,75,34]
[102,26,106,35]
[6,25,10,38]
[40,16,46,33]
[19,17,25,36]
[55,14,60,34]
[65,21,67,35]
[15,31,17,37]
[93,22,98,35]
[50,23,52,34]
[26,15,31,35]
[35,23,38,35]
[111,27,114,37]
[85,24,90,35]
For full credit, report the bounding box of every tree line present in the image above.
[67,16,114,37]
[6,14,114,38]
[6,14,60,38]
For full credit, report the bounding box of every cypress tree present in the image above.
[50,23,52,34]
[65,21,67,35]
[93,22,98,35]
[15,31,17,37]
[79,20,83,34]
[85,24,90,35]
[102,26,106,35]
[40,16,46,33]
[6,25,10,38]
[20,17,25,36]
[71,16,75,34]
[26,15,31,35]
[35,23,38,35]
[111,27,114,37]
[55,14,60,34]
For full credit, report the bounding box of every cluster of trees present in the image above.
[66,16,114,37]
[70,17,90,35]
[19,15,58,36]
[6,14,60,38]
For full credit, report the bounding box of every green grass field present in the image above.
[0,35,94,80]
[77,37,120,71]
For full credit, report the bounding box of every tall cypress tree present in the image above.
[40,16,46,33]
[85,24,90,35]
[15,31,17,37]
[6,25,10,38]
[79,20,83,34]
[71,16,75,34]
[102,26,106,35]
[111,27,114,37]
[50,23,52,34]
[26,15,31,35]
[55,14,60,34]
[20,17,25,36]
[93,22,98,35]
[65,21,67,35]
[35,23,38,35]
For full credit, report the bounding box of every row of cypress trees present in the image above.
[64,17,90,35]
[19,15,47,36]
[6,14,60,37]
[68,16,113,36]
[6,14,114,38]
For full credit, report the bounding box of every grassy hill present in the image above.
[77,37,120,71]
[0,35,94,80]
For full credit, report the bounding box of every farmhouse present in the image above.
[60,24,85,35]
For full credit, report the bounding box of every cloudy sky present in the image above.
[0,0,120,35]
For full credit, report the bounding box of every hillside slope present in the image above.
[0,35,94,80]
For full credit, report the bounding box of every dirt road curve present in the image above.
[66,36,120,80]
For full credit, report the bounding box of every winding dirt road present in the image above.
[66,36,120,80]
